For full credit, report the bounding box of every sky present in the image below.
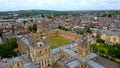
[0,0,120,11]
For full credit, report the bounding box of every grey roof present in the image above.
[101,30,120,37]
[0,19,14,22]
[15,35,23,38]
[64,43,78,49]
[21,37,30,46]
[0,54,28,67]
[51,47,62,54]
[90,53,97,59]
[87,38,95,42]
[62,49,78,57]
[87,60,105,68]
[15,35,30,46]
[23,62,38,68]
[0,62,2,68]
[51,43,78,54]
[66,60,81,68]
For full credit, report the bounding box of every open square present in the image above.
[46,36,72,49]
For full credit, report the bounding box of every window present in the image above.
[45,49,47,52]
[40,44,42,46]
[114,38,116,42]
[39,50,41,54]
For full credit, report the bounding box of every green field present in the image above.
[91,43,109,55]
[46,36,72,49]
[97,44,108,55]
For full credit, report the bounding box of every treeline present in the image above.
[0,10,72,17]
[0,38,18,58]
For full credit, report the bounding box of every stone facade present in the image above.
[29,41,51,68]
[101,32,120,44]
[17,29,82,55]
[17,39,28,54]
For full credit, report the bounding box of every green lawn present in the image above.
[46,36,72,49]
[119,63,120,68]
[97,44,108,55]
[91,43,108,55]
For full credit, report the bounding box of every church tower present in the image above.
[78,31,90,63]
[29,38,51,68]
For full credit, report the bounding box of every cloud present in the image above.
[0,0,120,11]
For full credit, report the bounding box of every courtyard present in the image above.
[46,36,72,49]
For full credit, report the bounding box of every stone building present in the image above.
[29,41,51,68]
[0,29,118,68]
[100,30,120,44]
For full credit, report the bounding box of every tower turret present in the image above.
[78,30,90,63]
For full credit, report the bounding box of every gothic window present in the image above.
[42,61,44,66]
[44,61,46,65]
[39,63,41,67]
[40,31,42,34]
[45,49,47,52]
[114,38,116,42]
[39,50,41,54]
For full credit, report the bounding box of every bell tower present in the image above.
[29,38,51,68]
[78,30,90,63]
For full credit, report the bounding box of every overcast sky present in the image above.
[0,0,120,11]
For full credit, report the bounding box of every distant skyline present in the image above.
[0,0,120,11]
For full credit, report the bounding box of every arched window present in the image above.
[39,50,42,54]
[45,49,47,52]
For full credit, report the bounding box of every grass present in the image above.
[97,44,108,55]
[119,63,120,68]
[46,36,72,49]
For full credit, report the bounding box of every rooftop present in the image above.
[23,62,38,68]
[87,60,105,68]
[66,60,81,68]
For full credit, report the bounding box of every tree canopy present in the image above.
[0,38,18,58]
[0,31,2,37]
[28,24,37,33]
[96,38,105,44]
[58,26,69,31]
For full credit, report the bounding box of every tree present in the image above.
[32,24,37,33]
[23,21,27,25]
[76,31,83,35]
[28,26,33,32]
[28,24,37,33]
[58,26,69,31]
[96,38,105,44]
[0,38,18,58]
[0,31,2,37]
[30,19,33,22]
[85,27,92,33]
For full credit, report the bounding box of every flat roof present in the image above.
[87,60,105,68]
[66,60,81,68]
[21,37,30,46]
[0,54,28,66]
[62,49,78,57]
[23,62,38,68]
[90,53,97,59]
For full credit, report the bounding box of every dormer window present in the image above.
[37,42,44,47]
